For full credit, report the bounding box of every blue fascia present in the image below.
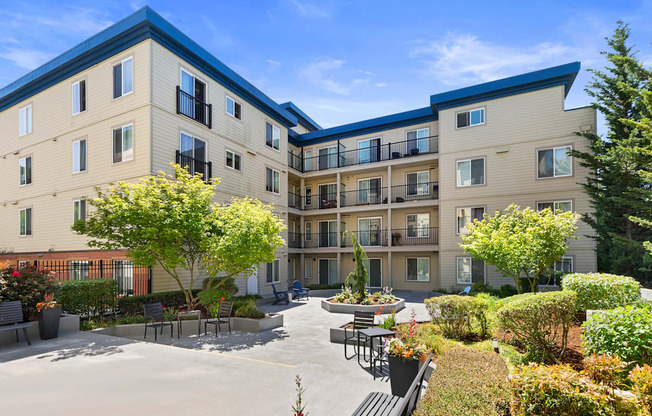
[0,7,298,128]
[279,102,322,131]
[288,129,302,147]
[295,106,438,147]
[430,62,580,112]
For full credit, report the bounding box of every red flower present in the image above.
[12,271,20,277]
[221,297,225,301]
[380,306,384,311]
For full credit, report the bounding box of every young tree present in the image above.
[344,232,369,300]
[73,164,285,309]
[460,204,580,293]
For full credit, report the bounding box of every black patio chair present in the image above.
[205,300,234,335]
[344,310,375,362]
[272,284,289,305]
[143,302,173,341]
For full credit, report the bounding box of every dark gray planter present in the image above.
[37,306,61,340]
[388,355,420,397]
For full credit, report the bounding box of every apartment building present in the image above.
[0,7,596,297]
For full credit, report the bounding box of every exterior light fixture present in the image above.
[492,338,500,354]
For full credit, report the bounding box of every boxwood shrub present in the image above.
[56,279,119,319]
[425,295,490,340]
[413,347,510,416]
[117,289,201,316]
[562,273,640,311]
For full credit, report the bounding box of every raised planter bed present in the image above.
[0,313,80,345]
[321,298,405,314]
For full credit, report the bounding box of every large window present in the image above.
[540,256,573,286]
[456,108,485,128]
[538,146,572,178]
[406,128,430,153]
[266,167,280,194]
[358,138,381,164]
[19,104,32,136]
[73,199,86,225]
[457,257,485,284]
[266,122,280,151]
[113,124,134,163]
[226,96,242,120]
[72,79,86,115]
[407,171,429,196]
[407,257,429,281]
[537,200,572,214]
[305,221,312,242]
[73,139,87,173]
[555,257,573,273]
[457,207,485,235]
[225,149,242,171]
[70,261,89,281]
[407,213,430,238]
[358,177,382,204]
[304,258,312,279]
[266,259,280,284]
[19,208,32,236]
[19,156,32,186]
[113,57,133,99]
[305,186,312,206]
[304,150,313,171]
[456,158,485,186]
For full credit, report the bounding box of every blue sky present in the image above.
[1,1,652,134]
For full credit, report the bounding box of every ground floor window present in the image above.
[539,256,573,285]
[305,258,313,279]
[266,259,280,284]
[70,260,90,280]
[318,259,337,285]
[407,257,429,281]
[456,257,485,284]
[113,259,133,294]
[362,258,382,287]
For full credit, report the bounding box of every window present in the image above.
[305,186,312,206]
[305,258,312,279]
[73,139,87,173]
[113,260,133,293]
[358,138,381,164]
[305,221,312,242]
[112,57,133,99]
[266,167,280,194]
[555,257,573,273]
[457,257,485,284]
[70,261,89,280]
[266,259,280,283]
[537,200,572,214]
[73,199,86,225]
[226,96,242,120]
[407,213,430,237]
[72,80,86,115]
[18,261,29,268]
[407,257,429,281]
[113,124,134,163]
[19,208,32,236]
[304,150,313,171]
[319,220,339,248]
[357,178,382,204]
[456,108,485,128]
[538,146,572,178]
[266,122,280,151]
[457,207,485,234]
[19,105,32,136]
[540,256,573,286]
[456,158,485,186]
[407,171,429,196]
[19,157,32,185]
[225,150,242,171]
[406,128,430,153]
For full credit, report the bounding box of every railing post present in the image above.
[337,139,341,168]
[175,150,180,165]
[99,259,103,279]
[208,103,213,129]
[176,86,180,114]
[208,161,213,183]
[147,267,152,294]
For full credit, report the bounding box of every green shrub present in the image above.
[629,365,652,414]
[413,347,510,416]
[470,282,494,296]
[497,284,518,298]
[202,276,239,295]
[497,291,576,363]
[117,289,201,316]
[562,273,641,311]
[397,322,459,357]
[425,295,490,340]
[0,264,57,319]
[56,279,119,320]
[494,292,536,310]
[196,289,231,308]
[583,354,629,388]
[582,304,652,366]
[232,298,265,319]
[305,283,341,290]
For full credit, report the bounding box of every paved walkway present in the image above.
[0,291,433,416]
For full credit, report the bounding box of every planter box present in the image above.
[0,314,80,346]
[232,313,283,332]
[321,298,405,314]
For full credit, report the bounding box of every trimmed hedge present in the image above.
[425,295,490,340]
[117,289,201,316]
[57,279,118,319]
[562,273,641,311]
[413,347,510,416]
[196,289,232,307]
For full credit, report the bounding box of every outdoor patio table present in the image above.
[357,328,395,372]
[177,310,201,338]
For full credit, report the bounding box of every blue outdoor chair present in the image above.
[272,284,289,305]
[292,280,310,301]
[458,286,471,296]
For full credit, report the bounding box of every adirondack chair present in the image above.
[205,300,234,335]
[143,302,173,341]
[272,284,289,305]
[344,311,375,362]
[292,280,309,301]
[458,286,471,296]
[0,301,32,345]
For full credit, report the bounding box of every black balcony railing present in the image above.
[288,192,302,209]
[340,187,388,207]
[302,232,341,249]
[341,230,388,247]
[176,151,212,184]
[390,227,439,246]
[287,232,302,248]
[391,181,439,202]
[303,192,338,211]
[288,136,438,173]
[176,86,212,128]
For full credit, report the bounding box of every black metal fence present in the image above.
[303,192,339,211]
[341,230,388,247]
[391,182,439,202]
[288,192,302,210]
[176,151,212,183]
[340,187,388,207]
[390,227,439,246]
[287,232,302,248]
[176,86,212,128]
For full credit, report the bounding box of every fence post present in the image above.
[148,267,152,294]
[99,259,103,279]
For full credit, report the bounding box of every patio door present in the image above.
[363,258,382,288]
[319,183,337,209]
[358,178,382,205]
[318,146,337,170]
[358,217,382,246]
[358,138,381,164]
[289,258,295,281]
[247,267,258,295]
[319,220,337,247]
[319,259,337,285]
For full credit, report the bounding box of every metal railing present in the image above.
[341,230,388,247]
[303,192,338,211]
[391,181,439,202]
[287,232,302,248]
[288,192,302,209]
[176,86,212,128]
[303,232,342,249]
[390,227,439,246]
[339,187,388,207]
[176,151,212,184]
[288,152,303,171]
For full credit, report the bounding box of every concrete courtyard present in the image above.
[0,291,433,415]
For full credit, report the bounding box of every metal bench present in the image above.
[0,301,33,345]
[352,354,433,416]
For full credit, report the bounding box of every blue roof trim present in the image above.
[430,62,580,112]
[0,7,297,128]
[296,106,437,146]
[288,129,302,147]
[279,102,322,131]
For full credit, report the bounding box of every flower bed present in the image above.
[321,297,405,314]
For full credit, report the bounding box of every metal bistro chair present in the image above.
[205,300,234,335]
[344,311,375,363]
[143,302,173,341]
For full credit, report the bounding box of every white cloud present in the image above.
[299,58,372,95]
[0,48,54,70]
[286,0,331,19]
[267,59,281,71]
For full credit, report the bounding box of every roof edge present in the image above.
[279,102,322,131]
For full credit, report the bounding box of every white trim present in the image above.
[304,258,313,279]
[225,149,242,172]
[265,167,280,195]
[405,127,429,138]
[406,257,430,282]
[456,256,486,284]
[18,156,32,186]
[19,207,32,237]
[72,139,87,174]
[265,258,281,284]
[363,257,383,287]
[266,121,281,152]
[317,220,338,248]
[113,57,133,99]
[456,157,485,187]
[537,146,573,179]
[304,221,312,242]
[225,95,242,120]
[72,198,86,231]
[536,200,573,213]
[112,123,134,164]
[72,79,86,115]
[456,206,485,235]
[18,104,32,136]
[455,107,485,129]
[316,145,337,169]
[405,213,430,238]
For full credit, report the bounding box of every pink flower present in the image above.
[12,271,20,277]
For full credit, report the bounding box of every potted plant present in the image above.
[384,310,427,397]
[36,294,62,340]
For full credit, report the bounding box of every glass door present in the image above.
[407,171,429,197]
[319,184,337,209]
[363,258,382,288]
[318,146,337,170]
[358,178,382,205]
[319,259,338,285]
[358,218,382,246]
[319,220,337,247]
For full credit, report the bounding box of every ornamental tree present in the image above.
[344,232,369,300]
[73,164,285,309]
[459,204,580,293]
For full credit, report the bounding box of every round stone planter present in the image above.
[321,298,405,314]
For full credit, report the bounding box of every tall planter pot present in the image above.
[388,355,420,397]
[37,307,62,340]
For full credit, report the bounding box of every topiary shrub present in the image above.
[425,295,490,340]
[0,264,57,320]
[202,276,239,295]
[413,347,510,416]
[56,279,119,321]
[117,289,201,316]
[495,292,536,310]
[196,288,232,308]
[582,304,652,366]
[497,291,576,363]
[562,273,641,311]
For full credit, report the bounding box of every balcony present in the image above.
[341,230,389,248]
[303,191,338,211]
[290,228,438,249]
[391,182,439,202]
[176,151,212,184]
[303,232,341,249]
[287,232,302,248]
[288,192,302,210]
[340,187,388,208]
[176,86,212,128]
[288,136,438,173]
[390,227,439,246]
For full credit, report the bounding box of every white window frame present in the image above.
[266,167,280,194]
[19,207,32,237]
[226,96,242,120]
[266,258,280,284]
[304,149,313,171]
[70,260,90,281]
[456,206,485,235]
[19,104,32,136]
[112,124,134,164]
[72,79,86,115]
[406,257,430,282]
[456,256,486,284]
[19,156,32,186]
[266,122,281,151]
[305,221,312,242]
[555,256,574,273]
[456,157,485,187]
[537,146,572,179]
[113,57,133,99]
[406,213,430,238]
[317,145,338,169]
[304,185,312,206]
[357,137,381,164]
[18,261,29,268]
[304,258,313,279]
[357,177,382,204]
[225,149,242,172]
[318,220,338,248]
[73,139,87,173]
[406,128,430,153]
[73,199,86,227]
[357,217,383,247]
[406,171,430,196]
[536,200,572,214]
[456,107,485,129]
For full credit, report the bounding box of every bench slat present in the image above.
[353,392,400,416]
[0,322,33,331]
[0,301,25,325]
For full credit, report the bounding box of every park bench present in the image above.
[0,301,33,345]
[351,354,433,416]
